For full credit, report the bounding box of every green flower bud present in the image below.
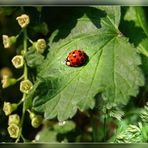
[7,124,20,139]
[29,111,35,120]
[2,35,17,48]
[31,115,43,128]
[20,79,33,94]
[3,102,18,116]
[36,6,42,13]
[8,114,20,125]
[11,55,24,69]
[1,75,17,88]
[33,22,49,35]
[34,39,46,54]
[16,14,30,28]
[10,36,17,44]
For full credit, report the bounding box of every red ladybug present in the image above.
[66,49,87,67]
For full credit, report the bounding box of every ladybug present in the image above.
[66,49,87,67]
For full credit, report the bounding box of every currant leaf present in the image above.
[29,6,144,121]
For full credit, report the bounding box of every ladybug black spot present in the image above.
[76,61,80,65]
[72,51,75,54]
[76,58,79,62]
[81,57,84,62]
[79,53,82,56]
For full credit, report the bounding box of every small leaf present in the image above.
[53,121,76,134]
[138,38,148,57]
[35,127,57,142]
[25,47,44,68]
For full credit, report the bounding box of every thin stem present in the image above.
[17,98,24,106]
[103,115,107,141]
[21,133,27,142]
[16,30,23,39]
[24,29,28,80]
[27,37,34,44]
[16,75,24,82]
[90,111,100,142]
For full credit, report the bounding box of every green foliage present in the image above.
[34,120,75,142]
[53,121,76,134]
[25,47,44,68]
[122,6,148,57]
[35,127,58,142]
[140,103,148,123]
[110,121,144,143]
[28,6,144,121]
[1,6,148,143]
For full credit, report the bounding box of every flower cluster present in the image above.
[1,12,47,142]
[34,39,47,54]
[7,114,20,138]
[1,75,17,88]
[2,35,17,48]
[11,55,24,69]
[3,102,18,116]
[20,79,33,94]
[16,14,30,28]
[29,111,43,128]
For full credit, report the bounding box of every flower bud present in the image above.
[33,22,49,35]
[8,114,20,125]
[34,39,46,54]
[11,55,24,69]
[1,75,17,88]
[2,35,17,48]
[20,79,33,94]
[31,115,43,128]
[16,14,30,28]
[29,111,35,120]
[0,67,13,78]
[7,124,20,139]
[3,102,18,116]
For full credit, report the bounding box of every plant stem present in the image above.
[27,37,34,44]
[16,28,28,143]
[103,110,108,142]
[91,111,100,142]
[16,75,24,82]
[103,114,107,141]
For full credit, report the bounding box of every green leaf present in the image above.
[122,7,148,57]
[35,127,57,142]
[124,7,148,37]
[30,6,144,121]
[53,121,76,134]
[137,38,148,57]
[25,47,44,68]
[109,121,145,143]
[97,6,121,27]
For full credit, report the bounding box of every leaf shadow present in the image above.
[120,20,147,47]
[119,7,147,47]
[52,7,106,42]
[32,77,60,108]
